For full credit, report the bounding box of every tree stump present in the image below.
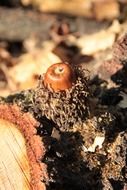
[0,104,48,190]
[0,119,31,190]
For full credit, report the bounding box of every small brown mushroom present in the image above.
[35,63,90,130]
[44,62,75,92]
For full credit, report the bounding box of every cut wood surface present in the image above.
[0,119,30,190]
[0,104,47,190]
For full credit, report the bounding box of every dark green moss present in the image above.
[4,89,34,110]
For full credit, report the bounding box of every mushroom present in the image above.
[44,62,75,92]
[34,62,90,130]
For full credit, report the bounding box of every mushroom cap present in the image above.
[44,62,75,92]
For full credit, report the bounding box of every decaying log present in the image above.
[0,7,56,41]
[0,7,109,41]
[0,104,48,190]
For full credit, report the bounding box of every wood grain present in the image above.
[0,119,31,190]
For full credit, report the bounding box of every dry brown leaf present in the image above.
[9,49,61,90]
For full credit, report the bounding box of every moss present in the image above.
[4,89,35,112]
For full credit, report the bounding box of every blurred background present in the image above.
[0,0,127,96]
